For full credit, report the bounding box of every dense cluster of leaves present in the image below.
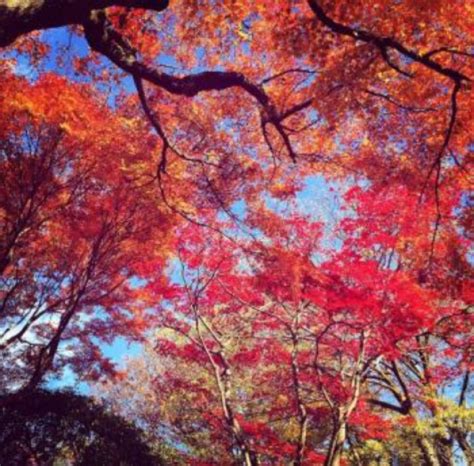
[100,208,472,465]
[0,0,472,465]
[0,68,175,391]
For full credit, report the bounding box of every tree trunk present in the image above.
[325,419,347,466]
[418,437,441,466]
[452,429,474,466]
[295,404,308,466]
[434,436,454,466]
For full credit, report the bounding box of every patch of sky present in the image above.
[44,300,146,393]
[47,333,143,394]
[100,336,142,366]
[264,174,355,252]
[129,276,148,289]
[298,175,352,259]
[10,54,39,80]
[41,28,89,73]
[8,28,88,81]
[230,198,247,219]
[157,52,182,70]
[46,365,90,394]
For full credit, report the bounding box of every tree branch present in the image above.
[83,9,302,162]
[307,0,470,83]
[364,89,437,113]
[0,0,169,47]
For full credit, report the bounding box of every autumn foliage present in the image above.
[0,0,472,465]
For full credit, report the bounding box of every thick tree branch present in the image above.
[83,10,270,101]
[367,398,411,415]
[1,2,313,164]
[83,10,300,161]
[0,0,168,47]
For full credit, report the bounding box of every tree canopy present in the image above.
[0,1,472,465]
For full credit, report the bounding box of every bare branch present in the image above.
[364,89,437,113]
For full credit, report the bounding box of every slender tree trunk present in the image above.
[452,429,474,466]
[194,310,258,466]
[325,417,347,466]
[295,404,308,466]
[240,448,254,466]
[418,437,441,466]
[324,331,367,466]
[290,308,309,466]
[229,414,258,466]
[435,436,454,466]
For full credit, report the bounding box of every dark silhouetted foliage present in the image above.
[0,389,162,466]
